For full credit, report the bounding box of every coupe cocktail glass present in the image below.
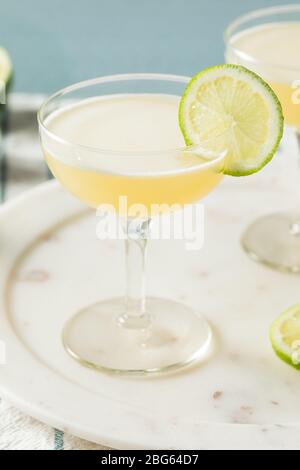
[38,74,225,374]
[225,5,300,273]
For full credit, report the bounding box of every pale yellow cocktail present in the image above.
[44,94,223,213]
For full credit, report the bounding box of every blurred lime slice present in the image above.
[270,304,300,370]
[0,47,12,99]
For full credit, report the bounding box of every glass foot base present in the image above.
[62,297,212,375]
[242,212,300,273]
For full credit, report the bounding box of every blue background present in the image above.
[1,0,298,93]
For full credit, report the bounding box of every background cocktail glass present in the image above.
[225,5,300,273]
[38,74,225,374]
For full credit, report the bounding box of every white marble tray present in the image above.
[0,172,300,450]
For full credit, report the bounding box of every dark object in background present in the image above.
[0,103,9,134]
[0,77,13,200]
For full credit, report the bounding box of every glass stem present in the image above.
[290,131,300,236]
[119,218,151,329]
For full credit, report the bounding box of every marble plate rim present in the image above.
[0,180,299,450]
